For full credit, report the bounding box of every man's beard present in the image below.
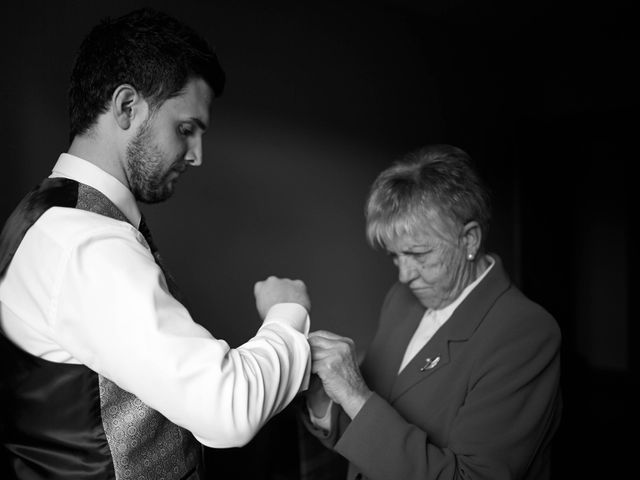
[126,121,180,204]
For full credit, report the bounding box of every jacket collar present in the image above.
[389,254,511,401]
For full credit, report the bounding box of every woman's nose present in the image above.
[397,256,416,284]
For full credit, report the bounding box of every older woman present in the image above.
[303,144,562,480]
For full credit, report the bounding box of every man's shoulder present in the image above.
[32,207,140,249]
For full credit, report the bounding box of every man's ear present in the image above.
[461,220,482,258]
[112,84,146,131]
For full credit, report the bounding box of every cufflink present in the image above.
[420,356,440,372]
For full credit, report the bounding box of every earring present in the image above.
[467,253,474,261]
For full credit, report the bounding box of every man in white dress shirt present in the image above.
[0,8,311,480]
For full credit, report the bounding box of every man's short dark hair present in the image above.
[68,8,225,141]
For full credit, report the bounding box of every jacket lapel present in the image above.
[389,255,511,402]
[389,326,452,401]
[363,287,425,400]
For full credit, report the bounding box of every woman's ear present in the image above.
[462,220,482,259]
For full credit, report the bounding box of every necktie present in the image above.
[138,215,186,305]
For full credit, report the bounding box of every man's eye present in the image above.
[179,125,193,136]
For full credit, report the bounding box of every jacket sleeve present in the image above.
[333,305,562,480]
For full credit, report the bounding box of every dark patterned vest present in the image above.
[0,178,202,479]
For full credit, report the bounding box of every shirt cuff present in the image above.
[263,303,310,335]
[307,399,334,435]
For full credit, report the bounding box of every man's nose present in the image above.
[185,138,203,166]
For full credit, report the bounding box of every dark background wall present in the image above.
[1,0,636,478]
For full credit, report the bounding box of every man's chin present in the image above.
[135,186,174,204]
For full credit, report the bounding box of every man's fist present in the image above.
[254,276,310,319]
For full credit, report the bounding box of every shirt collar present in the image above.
[49,153,141,228]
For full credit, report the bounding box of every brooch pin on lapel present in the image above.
[420,356,440,372]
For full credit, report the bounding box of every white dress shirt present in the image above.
[0,153,311,448]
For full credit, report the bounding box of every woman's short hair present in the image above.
[365,144,492,249]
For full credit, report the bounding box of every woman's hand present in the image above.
[308,330,373,419]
